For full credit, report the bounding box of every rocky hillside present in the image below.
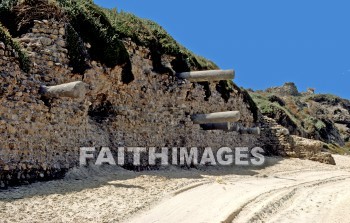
[250,82,350,154]
[0,0,337,188]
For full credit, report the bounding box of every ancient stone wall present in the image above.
[0,18,337,188]
[0,41,22,74]
[0,19,260,188]
[19,19,71,83]
[259,116,335,164]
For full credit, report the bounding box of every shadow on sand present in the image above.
[0,157,283,201]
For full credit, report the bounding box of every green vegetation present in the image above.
[254,93,299,127]
[0,22,30,72]
[0,0,253,116]
[307,94,341,104]
[306,94,350,111]
[249,92,328,134]
[0,0,218,74]
[103,9,218,70]
[55,0,130,68]
[251,89,350,152]
[323,143,350,155]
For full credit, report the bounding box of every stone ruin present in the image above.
[0,19,335,188]
[266,82,300,96]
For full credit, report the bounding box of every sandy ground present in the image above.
[1,155,350,223]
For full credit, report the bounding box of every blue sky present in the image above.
[95,0,350,99]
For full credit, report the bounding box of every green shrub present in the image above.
[0,22,30,72]
[57,0,130,67]
[250,92,300,127]
[325,143,350,155]
[314,119,326,130]
[103,9,217,71]
[268,95,285,106]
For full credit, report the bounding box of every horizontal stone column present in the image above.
[191,111,240,124]
[177,70,234,82]
[40,81,86,99]
[238,127,261,135]
[229,123,261,135]
[200,123,231,131]
[247,127,261,135]
[199,121,261,134]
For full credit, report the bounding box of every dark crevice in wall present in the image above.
[88,94,116,123]
[216,80,232,103]
[231,82,260,123]
[121,61,134,84]
[40,95,52,109]
[170,54,191,73]
[66,24,90,74]
[198,82,211,101]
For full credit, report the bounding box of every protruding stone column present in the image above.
[247,127,261,135]
[177,70,234,82]
[199,121,261,134]
[191,111,240,124]
[200,123,231,131]
[237,127,261,135]
[40,81,86,99]
[229,123,261,135]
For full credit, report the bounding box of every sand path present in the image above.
[1,155,350,223]
[129,155,350,223]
